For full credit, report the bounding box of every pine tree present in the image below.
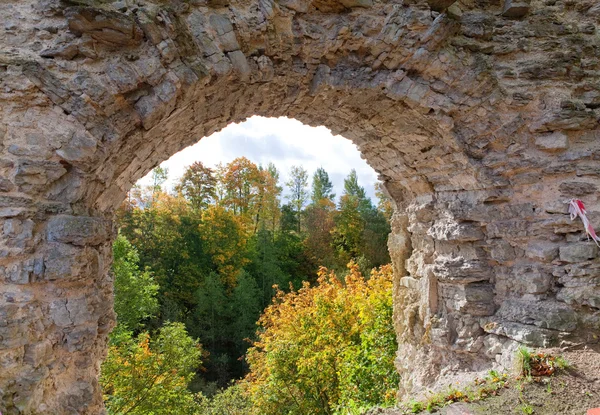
[311,167,335,205]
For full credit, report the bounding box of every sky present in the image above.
[139,116,379,202]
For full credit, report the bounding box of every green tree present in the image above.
[195,384,251,415]
[285,166,309,233]
[176,162,217,211]
[101,322,202,415]
[304,198,336,271]
[150,166,169,204]
[311,167,335,205]
[229,271,262,357]
[245,263,398,415]
[247,229,290,307]
[255,164,282,235]
[223,157,262,217]
[199,204,249,287]
[333,171,390,268]
[112,235,159,332]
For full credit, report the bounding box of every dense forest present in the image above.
[101,157,397,414]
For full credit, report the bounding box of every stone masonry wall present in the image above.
[0,0,599,413]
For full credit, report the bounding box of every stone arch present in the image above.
[1,0,600,413]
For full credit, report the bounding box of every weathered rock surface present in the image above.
[1,0,600,413]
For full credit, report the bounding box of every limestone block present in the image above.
[482,319,559,347]
[428,221,483,242]
[535,132,568,151]
[50,300,72,327]
[544,200,569,214]
[400,276,419,289]
[312,0,371,12]
[487,220,529,239]
[228,51,251,80]
[277,0,311,12]
[135,94,165,130]
[559,243,598,263]
[157,40,178,63]
[106,61,140,93]
[517,267,552,294]
[427,0,456,12]
[44,243,100,281]
[136,8,164,45]
[502,0,530,18]
[339,0,372,8]
[24,340,53,368]
[496,299,577,332]
[433,256,491,283]
[526,242,558,261]
[209,14,239,52]
[208,0,230,6]
[55,131,97,164]
[65,7,143,46]
[40,44,79,60]
[558,286,600,309]
[14,160,67,189]
[442,283,495,316]
[558,181,598,197]
[47,216,108,246]
[65,326,98,352]
[0,178,14,192]
[489,240,516,262]
[482,334,506,358]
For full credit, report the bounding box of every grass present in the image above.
[401,348,572,414]
[519,403,534,414]
[403,370,510,413]
[515,346,570,379]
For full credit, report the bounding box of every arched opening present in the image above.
[1,0,599,413]
[110,116,393,406]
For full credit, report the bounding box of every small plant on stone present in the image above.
[515,347,570,380]
[520,403,535,415]
[408,400,424,413]
[545,378,553,395]
[515,346,533,379]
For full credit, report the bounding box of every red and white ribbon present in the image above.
[568,199,600,247]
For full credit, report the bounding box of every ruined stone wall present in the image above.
[0,0,599,413]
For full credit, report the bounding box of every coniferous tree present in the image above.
[311,167,335,205]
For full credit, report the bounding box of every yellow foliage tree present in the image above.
[244,262,398,415]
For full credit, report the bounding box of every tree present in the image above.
[306,167,336,270]
[333,193,365,262]
[245,263,398,415]
[150,166,169,204]
[311,167,335,205]
[199,204,249,287]
[176,162,217,211]
[101,322,202,415]
[304,198,336,271]
[375,182,394,221]
[343,169,365,199]
[333,170,391,268]
[112,235,159,332]
[222,157,262,218]
[247,229,290,307]
[285,166,309,233]
[256,164,282,235]
[196,384,251,415]
[229,271,262,357]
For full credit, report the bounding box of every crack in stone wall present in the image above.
[1,0,600,412]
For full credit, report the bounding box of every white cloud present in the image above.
[139,116,379,202]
